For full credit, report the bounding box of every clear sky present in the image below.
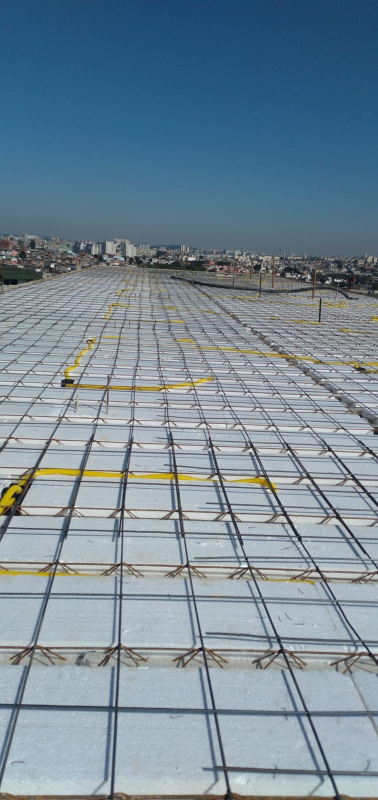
[1,0,378,254]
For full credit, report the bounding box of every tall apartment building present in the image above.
[180,244,190,254]
[102,241,116,256]
[85,243,100,255]
[73,241,86,254]
[121,242,136,258]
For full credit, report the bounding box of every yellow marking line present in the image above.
[103,302,124,318]
[114,301,180,312]
[288,320,321,325]
[0,469,275,514]
[0,569,312,582]
[184,343,378,368]
[62,336,214,389]
[339,328,378,335]
[64,320,378,393]
[98,338,378,369]
[64,338,96,381]
[67,377,215,391]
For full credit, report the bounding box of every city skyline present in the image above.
[1,0,378,254]
[3,227,377,259]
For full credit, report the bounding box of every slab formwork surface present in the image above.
[0,267,378,799]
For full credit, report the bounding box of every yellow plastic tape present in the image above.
[67,376,215,391]
[0,469,275,514]
[178,343,378,368]
[289,320,321,325]
[64,338,96,381]
[104,302,185,322]
[0,570,311,582]
[0,483,24,513]
[339,328,376,335]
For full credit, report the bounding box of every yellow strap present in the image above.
[0,569,310,582]
[64,338,96,380]
[339,328,377,335]
[288,320,321,325]
[0,483,24,513]
[0,470,275,514]
[68,377,215,391]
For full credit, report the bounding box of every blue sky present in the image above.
[1,0,378,254]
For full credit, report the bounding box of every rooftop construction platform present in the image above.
[0,267,378,799]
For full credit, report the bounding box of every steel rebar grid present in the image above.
[0,268,373,792]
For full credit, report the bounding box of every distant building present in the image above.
[102,241,116,256]
[180,244,190,254]
[121,242,136,259]
[73,241,86,254]
[85,243,100,255]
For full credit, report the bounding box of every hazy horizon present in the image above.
[1,224,372,259]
